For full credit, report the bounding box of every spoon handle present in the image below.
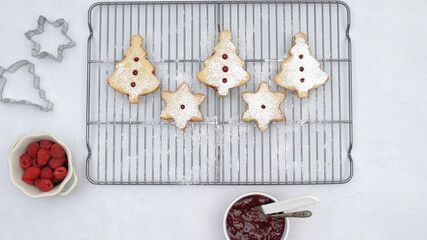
[271,210,312,218]
[260,195,319,214]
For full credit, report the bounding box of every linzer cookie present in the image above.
[108,34,160,104]
[197,30,251,97]
[241,82,285,132]
[274,32,329,98]
[160,82,206,131]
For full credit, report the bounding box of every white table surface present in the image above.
[1,0,427,239]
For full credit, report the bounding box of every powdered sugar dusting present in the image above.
[197,30,251,97]
[160,82,206,131]
[274,32,328,97]
[108,34,161,103]
[242,82,285,132]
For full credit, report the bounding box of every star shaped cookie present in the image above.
[160,82,206,131]
[241,81,286,132]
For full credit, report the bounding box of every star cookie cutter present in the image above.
[0,60,53,111]
[25,15,76,62]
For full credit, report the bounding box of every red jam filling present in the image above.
[222,54,228,60]
[222,78,228,83]
[132,70,138,75]
[261,105,266,109]
[226,195,285,240]
[300,78,305,83]
[299,54,303,59]
[131,82,136,87]
[299,67,304,72]
[134,57,139,62]
[222,66,229,72]
[180,104,185,109]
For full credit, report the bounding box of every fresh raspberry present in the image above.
[32,158,44,167]
[54,167,68,180]
[21,176,35,185]
[35,179,54,192]
[50,143,65,158]
[23,166,41,180]
[40,167,53,179]
[48,157,65,169]
[27,142,41,158]
[32,158,44,168]
[40,140,53,150]
[19,153,32,170]
[51,176,62,183]
[37,149,51,166]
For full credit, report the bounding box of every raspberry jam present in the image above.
[222,66,229,72]
[226,195,285,240]
[299,54,303,59]
[299,67,304,72]
[222,78,228,83]
[300,78,305,83]
[133,70,138,75]
[131,82,136,87]
[261,105,266,109]
[180,104,185,109]
[134,57,139,62]
[222,54,228,60]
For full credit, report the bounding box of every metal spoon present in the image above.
[271,210,312,219]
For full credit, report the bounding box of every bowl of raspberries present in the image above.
[8,133,78,198]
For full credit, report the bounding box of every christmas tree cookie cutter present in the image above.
[25,15,76,63]
[0,60,53,111]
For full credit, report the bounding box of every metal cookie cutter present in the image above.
[0,60,53,111]
[25,15,76,62]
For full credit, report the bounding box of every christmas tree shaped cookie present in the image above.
[242,81,286,132]
[197,30,251,97]
[274,32,329,98]
[108,34,160,103]
[160,82,206,131]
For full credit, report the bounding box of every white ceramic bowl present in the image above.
[8,133,78,198]
[224,192,289,240]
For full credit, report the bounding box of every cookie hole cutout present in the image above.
[299,54,303,59]
[261,105,266,109]
[132,70,138,75]
[222,78,227,83]
[131,82,136,87]
[222,66,229,72]
[222,54,228,60]
[134,57,139,62]
[180,104,185,109]
[299,67,304,72]
[300,78,305,83]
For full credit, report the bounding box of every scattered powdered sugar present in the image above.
[174,72,193,86]
[174,166,202,185]
[200,29,214,52]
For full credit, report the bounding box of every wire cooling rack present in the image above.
[86,1,353,185]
